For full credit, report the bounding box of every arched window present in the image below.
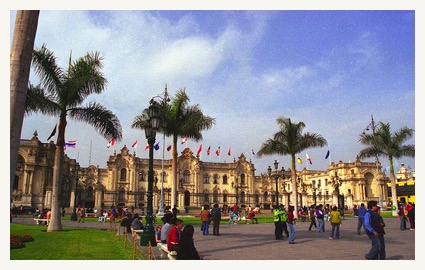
[120,168,127,181]
[213,190,219,202]
[183,170,190,183]
[223,175,228,185]
[213,174,219,184]
[203,174,209,184]
[240,191,245,203]
[241,174,246,185]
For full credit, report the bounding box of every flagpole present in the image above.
[89,140,92,165]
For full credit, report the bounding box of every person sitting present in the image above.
[247,210,258,224]
[155,225,162,243]
[131,213,145,231]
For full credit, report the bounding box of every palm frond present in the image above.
[32,44,64,96]
[25,84,61,116]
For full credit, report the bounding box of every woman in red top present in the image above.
[167,219,184,251]
[287,205,296,244]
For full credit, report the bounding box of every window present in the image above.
[223,192,228,202]
[139,171,146,182]
[263,192,268,202]
[203,194,209,204]
[241,174,246,185]
[139,192,145,201]
[16,156,24,171]
[223,175,228,185]
[118,188,125,203]
[213,190,218,202]
[203,174,210,184]
[120,168,127,181]
[325,179,328,186]
[13,175,19,190]
[213,174,219,184]
[183,170,190,183]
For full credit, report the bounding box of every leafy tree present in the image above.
[358,121,414,216]
[132,88,214,207]
[257,117,327,217]
[26,45,122,231]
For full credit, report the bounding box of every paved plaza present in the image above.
[12,215,415,260]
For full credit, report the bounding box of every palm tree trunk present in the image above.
[291,155,298,218]
[47,113,66,232]
[389,157,398,217]
[171,136,178,208]
[10,10,39,203]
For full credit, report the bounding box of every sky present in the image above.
[5,3,418,178]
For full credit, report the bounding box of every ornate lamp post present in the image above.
[231,178,239,208]
[332,172,342,209]
[267,160,284,207]
[309,180,317,206]
[70,163,80,221]
[363,114,383,208]
[140,101,161,246]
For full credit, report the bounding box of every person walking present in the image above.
[287,205,296,244]
[315,204,325,233]
[363,200,385,260]
[376,206,386,260]
[329,206,342,239]
[200,205,211,235]
[397,204,407,230]
[308,205,317,231]
[356,203,367,235]
[176,225,201,260]
[405,202,415,230]
[211,203,221,236]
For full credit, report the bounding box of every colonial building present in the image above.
[387,163,415,204]
[13,132,406,214]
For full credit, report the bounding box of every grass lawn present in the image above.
[10,224,144,260]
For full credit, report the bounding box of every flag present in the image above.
[228,147,231,156]
[215,146,220,156]
[65,140,76,148]
[325,149,330,159]
[207,146,211,155]
[132,140,138,149]
[197,144,202,155]
[181,136,188,145]
[297,157,303,164]
[252,149,256,156]
[167,145,172,152]
[107,138,115,148]
[154,142,160,150]
[47,124,57,141]
[306,153,312,164]
[145,144,150,150]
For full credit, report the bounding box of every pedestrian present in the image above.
[363,200,385,260]
[308,205,317,231]
[172,205,178,219]
[397,204,407,230]
[273,205,284,240]
[329,206,342,239]
[46,209,52,226]
[176,225,201,260]
[211,203,222,236]
[200,205,211,235]
[315,204,325,233]
[287,205,296,244]
[356,203,367,235]
[376,206,386,260]
[405,202,415,230]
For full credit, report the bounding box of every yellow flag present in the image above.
[297,157,303,164]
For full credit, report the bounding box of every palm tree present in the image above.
[257,117,327,217]
[26,44,122,231]
[10,10,40,203]
[132,88,215,207]
[358,121,414,216]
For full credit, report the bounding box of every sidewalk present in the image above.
[12,215,415,260]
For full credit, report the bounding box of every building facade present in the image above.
[13,132,411,213]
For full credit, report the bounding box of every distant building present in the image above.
[13,132,410,213]
[387,163,415,205]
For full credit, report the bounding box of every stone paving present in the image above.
[12,215,415,260]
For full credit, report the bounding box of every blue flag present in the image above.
[154,142,160,150]
[325,149,330,159]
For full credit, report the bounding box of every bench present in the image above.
[34,218,48,225]
[157,242,177,260]
[130,228,144,239]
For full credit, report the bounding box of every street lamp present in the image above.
[153,84,170,216]
[231,178,239,208]
[267,160,284,207]
[140,101,161,246]
[309,180,317,206]
[363,115,383,208]
[332,172,342,209]
[70,163,80,221]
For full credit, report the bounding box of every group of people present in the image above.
[273,204,296,244]
[397,202,415,231]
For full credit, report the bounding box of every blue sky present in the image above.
[7,8,416,176]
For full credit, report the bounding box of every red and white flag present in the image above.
[107,138,115,148]
[132,140,138,149]
[181,136,188,145]
[197,144,203,155]
[227,147,231,156]
[306,153,312,164]
[215,146,220,156]
[145,144,150,150]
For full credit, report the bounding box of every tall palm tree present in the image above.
[358,121,414,216]
[257,117,327,217]
[132,88,215,207]
[26,44,122,231]
[10,10,40,204]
